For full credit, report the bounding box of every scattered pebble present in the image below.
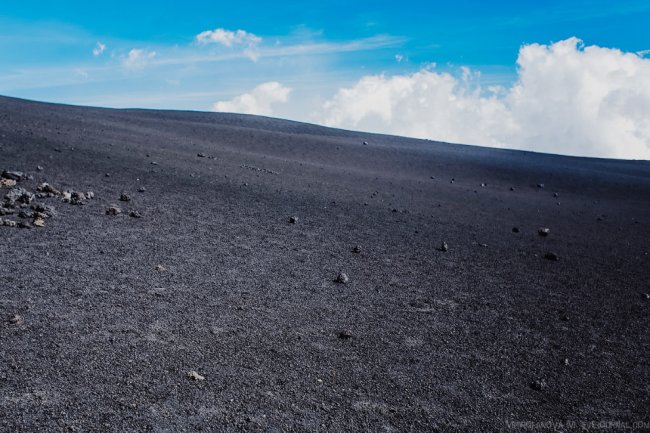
[197,153,206,158]
[337,330,353,340]
[553,192,559,197]
[537,183,545,189]
[334,272,349,284]
[352,245,362,253]
[509,187,515,191]
[478,243,488,248]
[480,183,487,187]
[544,252,559,261]
[538,228,550,237]
[119,193,131,202]
[36,165,44,171]
[1,170,27,181]
[187,371,205,381]
[530,379,547,391]
[137,187,146,193]
[129,211,142,218]
[0,178,17,187]
[363,141,368,145]
[155,265,166,271]
[512,227,520,233]
[288,216,298,224]
[8,314,24,325]
[438,242,449,252]
[641,293,649,300]
[105,206,122,216]
[33,217,45,227]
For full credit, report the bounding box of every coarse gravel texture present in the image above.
[1,95,649,432]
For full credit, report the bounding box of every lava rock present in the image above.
[105,206,122,216]
[337,330,353,340]
[530,379,547,391]
[5,187,35,206]
[1,170,26,181]
[36,183,61,195]
[334,272,349,284]
[187,371,205,381]
[8,314,24,325]
[544,252,559,261]
[119,193,131,202]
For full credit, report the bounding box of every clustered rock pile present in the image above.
[1,168,95,229]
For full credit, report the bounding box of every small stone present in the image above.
[553,192,559,197]
[478,243,488,248]
[641,293,649,300]
[119,193,131,202]
[105,206,122,216]
[480,183,487,187]
[86,191,95,199]
[537,183,545,189]
[36,165,44,171]
[3,220,17,227]
[155,264,166,271]
[105,173,110,177]
[0,178,17,187]
[512,227,520,233]
[352,245,362,253]
[334,272,349,284]
[1,170,25,181]
[151,161,158,165]
[337,330,353,340]
[438,242,449,252]
[538,228,550,237]
[197,153,206,157]
[288,216,298,224]
[544,252,559,261]
[17,221,32,229]
[36,183,61,195]
[137,187,146,193]
[563,358,570,366]
[32,217,45,227]
[8,314,24,325]
[129,211,142,218]
[530,379,547,391]
[187,370,205,381]
[509,187,515,191]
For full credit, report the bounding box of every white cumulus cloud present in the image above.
[212,82,291,116]
[318,38,650,159]
[196,28,261,48]
[122,49,157,70]
[93,42,106,56]
[196,28,262,61]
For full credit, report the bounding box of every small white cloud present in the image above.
[395,54,404,63]
[318,38,650,159]
[122,49,157,70]
[212,81,291,116]
[93,42,106,56]
[196,28,261,48]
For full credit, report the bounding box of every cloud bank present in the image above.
[122,49,157,70]
[318,38,650,159]
[212,81,291,116]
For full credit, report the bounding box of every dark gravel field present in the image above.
[1,95,649,432]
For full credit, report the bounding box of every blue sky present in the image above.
[1,1,650,158]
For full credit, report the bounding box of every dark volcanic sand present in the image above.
[0,95,649,432]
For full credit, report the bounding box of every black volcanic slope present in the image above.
[1,95,649,432]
